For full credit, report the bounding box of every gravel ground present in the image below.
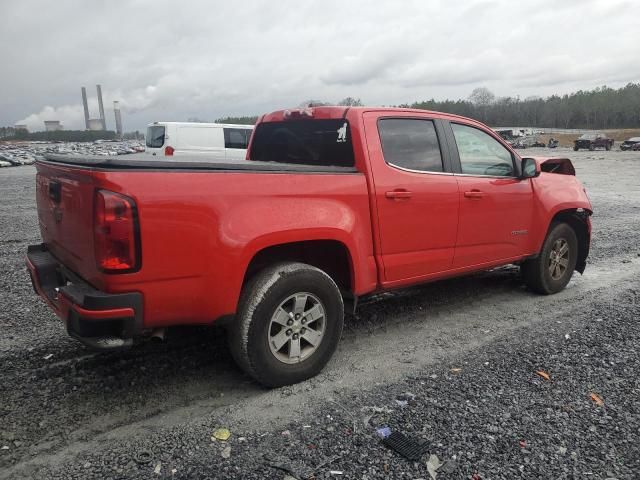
[1,148,639,479]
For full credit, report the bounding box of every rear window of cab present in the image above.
[249,119,355,167]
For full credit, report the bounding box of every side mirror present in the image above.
[521,157,540,179]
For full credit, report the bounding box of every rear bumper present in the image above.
[26,244,143,350]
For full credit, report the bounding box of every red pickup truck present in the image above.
[27,107,592,386]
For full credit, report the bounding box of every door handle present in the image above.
[464,190,486,199]
[385,189,413,199]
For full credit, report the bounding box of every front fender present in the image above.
[530,171,592,253]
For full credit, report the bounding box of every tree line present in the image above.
[405,83,640,129]
[4,85,639,138]
[215,85,640,130]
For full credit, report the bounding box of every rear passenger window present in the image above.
[224,128,251,149]
[451,123,514,177]
[378,119,443,173]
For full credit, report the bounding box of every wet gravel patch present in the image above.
[21,284,639,480]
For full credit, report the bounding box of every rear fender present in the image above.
[216,196,378,316]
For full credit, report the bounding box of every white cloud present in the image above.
[2,0,639,131]
[18,105,84,131]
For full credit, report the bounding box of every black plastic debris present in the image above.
[264,454,314,480]
[382,432,429,461]
[133,450,153,465]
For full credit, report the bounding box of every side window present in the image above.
[378,119,444,173]
[224,128,251,149]
[451,123,514,177]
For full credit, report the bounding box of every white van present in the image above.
[145,122,253,160]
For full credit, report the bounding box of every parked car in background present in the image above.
[512,136,545,149]
[145,122,254,160]
[620,137,640,151]
[573,133,614,151]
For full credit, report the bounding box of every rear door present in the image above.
[145,124,166,155]
[444,121,534,268]
[364,112,459,284]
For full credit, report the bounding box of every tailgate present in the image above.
[36,161,98,284]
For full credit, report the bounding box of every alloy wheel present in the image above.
[549,238,570,280]
[268,292,326,364]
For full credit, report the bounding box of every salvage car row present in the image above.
[0,140,145,167]
[572,133,640,151]
[497,131,640,151]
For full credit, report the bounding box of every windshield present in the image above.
[579,134,596,140]
[249,119,355,167]
[146,126,165,148]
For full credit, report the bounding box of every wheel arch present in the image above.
[547,208,591,274]
[242,239,357,307]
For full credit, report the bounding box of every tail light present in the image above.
[164,146,174,156]
[94,190,140,273]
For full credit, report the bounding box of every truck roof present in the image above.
[259,106,483,126]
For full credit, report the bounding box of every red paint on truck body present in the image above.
[28,107,592,339]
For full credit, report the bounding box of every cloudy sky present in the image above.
[2,0,638,132]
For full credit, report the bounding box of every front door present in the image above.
[447,122,534,268]
[364,113,460,284]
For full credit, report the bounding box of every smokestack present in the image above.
[81,87,90,130]
[96,84,106,130]
[113,101,123,137]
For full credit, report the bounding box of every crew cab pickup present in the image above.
[573,132,614,151]
[27,107,592,387]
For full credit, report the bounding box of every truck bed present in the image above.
[33,154,373,330]
[43,154,359,173]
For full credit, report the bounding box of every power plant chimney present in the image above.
[81,87,90,130]
[113,101,123,137]
[96,84,106,130]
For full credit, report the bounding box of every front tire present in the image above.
[573,145,579,151]
[521,222,578,295]
[229,262,344,387]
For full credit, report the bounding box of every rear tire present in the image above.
[229,262,344,387]
[573,145,579,151]
[521,222,578,295]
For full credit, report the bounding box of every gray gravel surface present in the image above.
[1,148,639,479]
